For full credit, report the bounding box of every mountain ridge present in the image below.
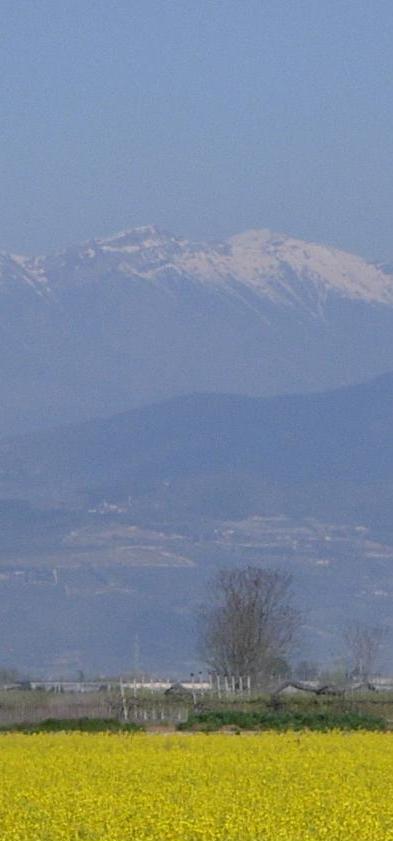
[2,370,393,502]
[1,223,393,437]
[2,225,393,307]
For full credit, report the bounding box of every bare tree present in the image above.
[199,566,300,685]
[294,660,320,682]
[344,622,388,680]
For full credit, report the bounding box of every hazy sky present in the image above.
[1,0,393,260]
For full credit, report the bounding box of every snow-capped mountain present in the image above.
[1,225,393,435]
[3,224,393,305]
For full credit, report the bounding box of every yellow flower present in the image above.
[0,731,392,839]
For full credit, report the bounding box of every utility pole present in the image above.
[133,633,140,676]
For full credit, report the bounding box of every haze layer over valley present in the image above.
[2,375,393,675]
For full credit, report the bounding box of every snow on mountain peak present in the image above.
[224,229,393,304]
[171,228,393,307]
[95,224,177,251]
[1,224,393,309]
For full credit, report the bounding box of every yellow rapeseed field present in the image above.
[0,731,392,840]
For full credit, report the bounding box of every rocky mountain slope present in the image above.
[1,225,393,435]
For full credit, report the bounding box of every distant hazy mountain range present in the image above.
[2,224,393,435]
[2,372,393,521]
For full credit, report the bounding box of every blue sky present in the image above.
[1,0,392,260]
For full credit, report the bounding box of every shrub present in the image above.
[178,708,386,732]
